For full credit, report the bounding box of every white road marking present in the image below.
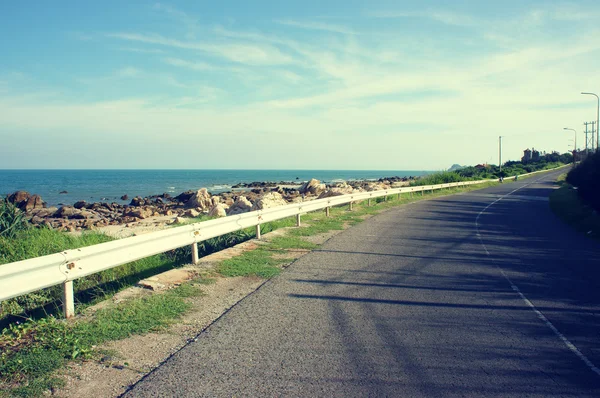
[475,177,600,376]
[467,193,549,202]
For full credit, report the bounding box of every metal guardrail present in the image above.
[0,169,564,318]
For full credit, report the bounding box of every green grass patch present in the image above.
[218,249,287,278]
[0,283,200,397]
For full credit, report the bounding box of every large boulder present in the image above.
[7,191,45,212]
[299,179,326,196]
[34,206,58,218]
[124,207,154,219]
[227,196,253,215]
[208,204,227,218]
[318,182,354,199]
[364,182,391,192]
[252,192,288,210]
[186,188,212,211]
[73,200,87,209]
[56,206,81,218]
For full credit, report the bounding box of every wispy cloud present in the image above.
[163,57,217,71]
[118,47,165,54]
[370,9,476,27]
[275,19,356,35]
[153,2,201,39]
[107,32,295,66]
[116,66,142,78]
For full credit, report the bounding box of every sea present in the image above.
[0,169,430,207]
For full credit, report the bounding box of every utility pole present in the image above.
[499,136,503,175]
[584,122,591,154]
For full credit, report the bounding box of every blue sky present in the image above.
[1,1,599,169]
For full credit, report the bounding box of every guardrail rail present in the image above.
[0,167,566,318]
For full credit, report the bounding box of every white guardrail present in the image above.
[0,167,567,318]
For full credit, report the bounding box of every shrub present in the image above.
[567,151,600,211]
[0,199,27,239]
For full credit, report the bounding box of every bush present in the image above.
[567,151,600,211]
[0,199,27,239]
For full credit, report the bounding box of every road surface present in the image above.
[124,169,600,397]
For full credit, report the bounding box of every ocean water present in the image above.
[0,169,430,206]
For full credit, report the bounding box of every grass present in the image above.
[0,282,203,397]
[550,173,600,240]
[0,227,182,324]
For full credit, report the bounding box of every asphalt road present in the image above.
[124,169,600,397]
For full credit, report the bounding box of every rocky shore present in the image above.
[5,176,414,234]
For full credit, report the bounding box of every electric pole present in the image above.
[499,136,503,175]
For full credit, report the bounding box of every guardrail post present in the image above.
[296,213,301,227]
[368,198,371,207]
[421,189,424,196]
[397,193,401,200]
[256,224,261,239]
[325,207,330,217]
[191,242,199,264]
[410,191,413,198]
[349,201,353,211]
[63,281,75,319]
[384,195,388,202]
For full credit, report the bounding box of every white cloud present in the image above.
[107,32,295,66]
[275,19,356,35]
[370,9,476,27]
[118,47,165,54]
[164,57,217,71]
[116,67,141,78]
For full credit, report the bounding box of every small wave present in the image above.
[210,185,231,190]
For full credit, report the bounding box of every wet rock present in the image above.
[120,194,129,201]
[73,200,87,209]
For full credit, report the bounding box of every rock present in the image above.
[173,216,186,224]
[318,182,354,199]
[208,204,227,218]
[252,192,288,210]
[59,190,68,194]
[7,191,30,206]
[73,200,87,209]
[185,188,212,211]
[129,196,145,206]
[227,196,253,215]
[124,207,153,219]
[299,179,326,196]
[364,182,391,192]
[56,206,80,218]
[174,190,195,203]
[34,207,58,218]
[70,210,97,220]
[24,194,45,212]
[7,191,45,212]
[184,209,200,218]
[121,194,129,201]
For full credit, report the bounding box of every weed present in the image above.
[218,249,286,278]
[0,283,197,397]
[268,236,318,250]
[0,199,27,239]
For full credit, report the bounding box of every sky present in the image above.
[1,1,599,170]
